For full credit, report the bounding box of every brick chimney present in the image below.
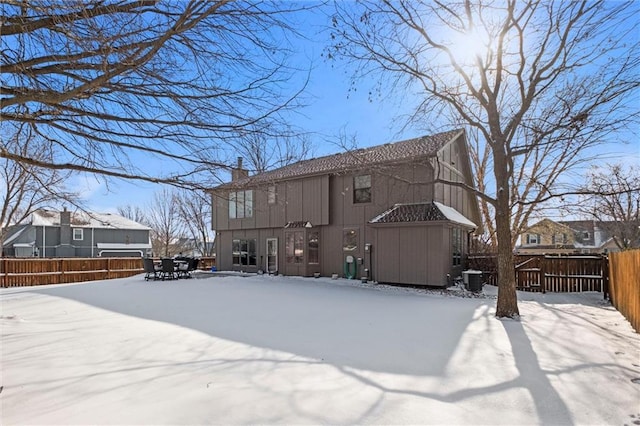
[231,157,249,181]
[60,207,71,246]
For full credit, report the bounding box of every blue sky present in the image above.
[79,8,424,212]
[78,3,639,214]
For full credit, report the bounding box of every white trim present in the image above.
[96,243,151,249]
[73,228,83,240]
[98,249,144,257]
[13,242,34,248]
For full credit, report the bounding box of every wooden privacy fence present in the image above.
[608,250,640,333]
[467,254,608,293]
[0,257,144,288]
[0,256,217,288]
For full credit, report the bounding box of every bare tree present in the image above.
[1,1,311,190]
[234,128,315,174]
[1,128,78,247]
[146,188,186,257]
[174,190,215,257]
[331,0,640,317]
[117,204,148,226]
[573,164,640,251]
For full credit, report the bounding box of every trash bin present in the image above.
[467,270,483,292]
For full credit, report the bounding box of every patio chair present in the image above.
[177,259,191,279]
[190,258,200,272]
[143,257,161,281]
[160,258,177,280]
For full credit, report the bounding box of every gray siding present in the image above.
[4,225,149,258]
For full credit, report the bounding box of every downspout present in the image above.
[42,226,45,257]
[91,228,95,257]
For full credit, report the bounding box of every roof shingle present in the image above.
[216,129,463,189]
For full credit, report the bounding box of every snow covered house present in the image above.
[2,208,152,258]
[210,129,481,287]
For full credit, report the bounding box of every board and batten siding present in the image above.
[373,224,450,286]
[213,175,329,232]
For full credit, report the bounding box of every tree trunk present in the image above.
[495,209,519,317]
[494,149,519,318]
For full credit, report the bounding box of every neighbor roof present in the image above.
[29,209,151,230]
[370,201,476,228]
[216,129,464,189]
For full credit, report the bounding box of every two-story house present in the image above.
[210,129,481,287]
[516,218,637,254]
[2,208,152,257]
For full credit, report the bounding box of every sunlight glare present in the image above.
[450,27,491,67]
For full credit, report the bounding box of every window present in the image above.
[286,231,304,264]
[308,231,319,264]
[582,231,590,240]
[353,175,372,204]
[343,229,358,251]
[232,239,256,266]
[229,190,253,218]
[552,233,567,245]
[452,227,462,266]
[73,228,83,240]
[268,185,276,204]
[526,234,539,245]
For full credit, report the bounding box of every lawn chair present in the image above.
[143,257,160,281]
[177,259,190,278]
[160,258,177,280]
[190,258,200,273]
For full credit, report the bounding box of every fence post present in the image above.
[602,256,609,300]
[1,257,6,288]
[540,256,547,294]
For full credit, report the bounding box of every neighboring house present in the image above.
[516,218,638,254]
[172,237,216,257]
[2,208,152,258]
[210,129,481,287]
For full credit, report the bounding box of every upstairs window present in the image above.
[73,228,83,241]
[353,175,372,204]
[229,190,253,219]
[526,234,539,245]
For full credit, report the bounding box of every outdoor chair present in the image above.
[190,258,200,272]
[143,257,161,281]
[160,258,177,280]
[177,259,191,279]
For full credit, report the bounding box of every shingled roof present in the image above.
[216,129,463,189]
[370,201,477,228]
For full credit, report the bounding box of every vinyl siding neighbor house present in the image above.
[516,218,639,254]
[210,129,481,287]
[2,209,152,258]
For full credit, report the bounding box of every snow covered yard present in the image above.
[1,273,638,425]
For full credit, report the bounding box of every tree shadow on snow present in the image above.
[28,275,485,377]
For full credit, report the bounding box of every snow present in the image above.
[1,273,638,425]
[30,209,150,230]
[433,201,477,228]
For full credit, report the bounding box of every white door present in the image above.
[266,238,278,273]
